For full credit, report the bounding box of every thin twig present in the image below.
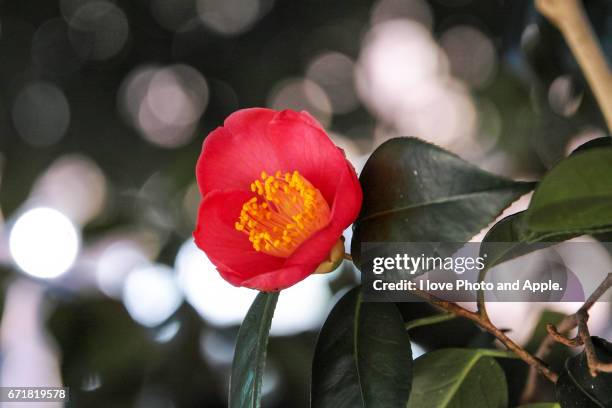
[521,273,612,402]
[545,323,581,347]
[578,310,612,376]
[536,0,612,132]
[544,274,612,374]
[409,288,558,383]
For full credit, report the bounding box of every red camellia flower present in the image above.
[193,108,362,291]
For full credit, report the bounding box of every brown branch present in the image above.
[536,0,612,132]
[578,310,612,376]
[410,288,559,383]
[521,273,612,402]
[343,253,352,261]
[545,323,581,347]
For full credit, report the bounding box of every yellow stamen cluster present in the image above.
[235,170,331,257]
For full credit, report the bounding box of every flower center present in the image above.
[235,170,331,257]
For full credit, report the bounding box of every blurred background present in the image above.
[0,0,611,406]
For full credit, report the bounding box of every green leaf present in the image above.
[479,210,532,269]
[311,287,412,408]
[517,404,561,408]
[479,211,577,270]
[229,291,279,408]
[556,337,612,408]
[479,142,612,270]
[524,148,612,240]
[351,138,534,262]
[405,313,456,331]
[407,348,508,408]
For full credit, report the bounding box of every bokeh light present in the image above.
[268,78,332,127]
[371,0,433,30]
[200,330,235,366]
[123,263,183,327]
[119,64,209,148]
[306,52,359,115]
[12,82,70,147]
[355,20,447,123]
[182,182,201,226]
[439,25,497,89]
[30,154,107,225]
[175,240,257,327]
[196,0,261,36]
[357,19,482,152]
[31,18,81,76]
[154,321,181,343]
[66,1,129,61]
[1,280,63,391]
[270,276,333,336]
[176,239,334,335]
[565,126,607,156]
[96,241,150,299]
[395,80,478,149]
[548,75,583,117]
[9,208,80,279]
[150,0,196,32]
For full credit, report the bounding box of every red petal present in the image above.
[194,189,347,291]
[193,189,284,280]
[194,108,363,291]
[196,108,351,205]
[239,265,312,291]
[240,223,343,291]
[267,110,348,204]
[286,225,343,268]
[328,161,363,230]
[196,108,282,196]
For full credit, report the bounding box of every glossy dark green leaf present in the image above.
[524,149,612,240]
[479,210,577,270]
[479,210,532,268]
[405,312,456,331]
[517,404,561,408]
[311,287,412,408]
[229,291,279,408]
[351,137,535,263]
[407,348,509,408]
[480,141,612,270]
[556,337,612,408]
